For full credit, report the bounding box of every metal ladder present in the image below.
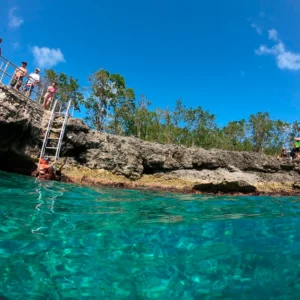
[39,100,72,167]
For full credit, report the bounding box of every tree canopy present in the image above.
[84,69,135,131]
[41,67,299,155]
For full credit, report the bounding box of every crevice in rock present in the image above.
[141,160,181,175]
[63,145,87,163]
[142,166,164,175]
[193,163,221,171]
[193,180,257,194]
[0,151,36,175]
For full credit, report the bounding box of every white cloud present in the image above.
[268,29,278,41]
[255,29,300,71]
[251,23,262,35]
[8,7,23,29]
[32,46,65,68]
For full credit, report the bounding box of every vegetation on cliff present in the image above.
[42,68,300,155]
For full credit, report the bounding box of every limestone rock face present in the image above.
[0,85,49,174]
[1,83,300,193]
[62,124,292,180]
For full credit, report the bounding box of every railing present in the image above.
[0,55,75,117]
[0,55,49,104]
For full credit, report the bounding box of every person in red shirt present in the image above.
[37,157,56,179]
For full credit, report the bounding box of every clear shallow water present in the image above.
[1,171,300,299]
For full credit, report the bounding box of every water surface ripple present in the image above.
[1,171,300,299]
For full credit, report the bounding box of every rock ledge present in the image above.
[1,83,300,194]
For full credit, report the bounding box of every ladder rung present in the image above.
[40,100,71,164]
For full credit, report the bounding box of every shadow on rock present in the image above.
[193,180,257,194]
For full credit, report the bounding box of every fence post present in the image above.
[0,61,9,83]
[39,87,44,104]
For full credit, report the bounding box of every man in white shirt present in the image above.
[23,68,40,97]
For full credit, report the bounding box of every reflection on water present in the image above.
[1,171,300,299]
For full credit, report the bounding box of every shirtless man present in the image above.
[10,61,28,90]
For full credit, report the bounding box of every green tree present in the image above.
[192,107,218,148]
[248,112,273,152]
[171,99,187,145]
[268,119,290,155]
[222,120,249,151]
[155,107,174,144]
[133,95,152,139]
[108,87,136,135]
[68,66,298,155]
[85,69,134,131]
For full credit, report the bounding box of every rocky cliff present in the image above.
[1,83,300,194]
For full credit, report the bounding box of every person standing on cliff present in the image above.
[23,68,40,97]
[10,61,28,90]
[290,137,300,159]
[43,82,57,110]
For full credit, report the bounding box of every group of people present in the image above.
[10,61,40,95]
[10,61,57,110]
[279,137,300,159]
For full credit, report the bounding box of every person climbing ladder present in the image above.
[36,157,56,180]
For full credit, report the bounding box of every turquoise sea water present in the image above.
[1,171,300,299]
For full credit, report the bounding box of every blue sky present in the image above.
[1,0,300,125]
